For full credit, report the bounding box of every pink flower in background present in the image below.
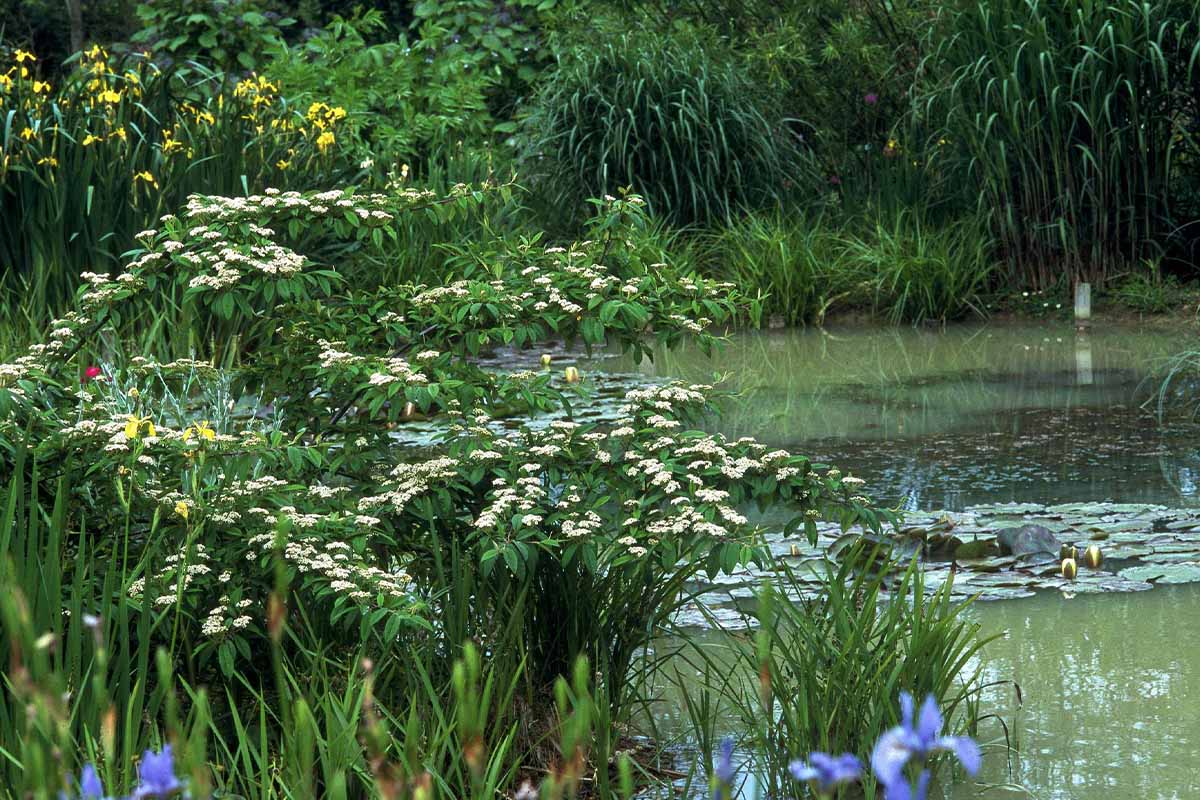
[864,92,879,105]
[829,175,842,185]
[81,365,102,383]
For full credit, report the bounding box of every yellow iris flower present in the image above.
[124,414,156,439]
[183,420,216,443]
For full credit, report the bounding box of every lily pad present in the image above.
[1119,563,1200,585]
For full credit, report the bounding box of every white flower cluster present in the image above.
[183,188,394,225]
[202,596,254,636]
[359,457,460,515]
[366,356,428,386]
[128,544,213,605]
[245,532,413,606]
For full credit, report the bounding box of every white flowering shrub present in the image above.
[0,185,889,698]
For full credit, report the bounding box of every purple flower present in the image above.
[79,765,105,799]
[872,693,980,793]
[711,737,736,800]
[882,769,932,800]
[133,745,182,798]
[789,751,862,793]
[864,92,879,105]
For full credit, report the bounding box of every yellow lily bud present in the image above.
[1061,544,1078,561]
[541,354,552,368]
[564,366,581,383]
[1061,558,1078,580]
[1083,544,1103,569]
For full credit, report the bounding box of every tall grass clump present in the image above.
[523,26,800,227]
[699,214,858,327]
[700,211,993,325]
[686,544,991,798]
[847,210,995,323]
[925,0,1200,286]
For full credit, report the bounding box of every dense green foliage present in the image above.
[0,182,927,796]
[695,211,994,325]
[925,0,1200,285]
[4,0,1196,794]
[7,0,1200,324]
[523,25,797,226]
[262,11,495,164]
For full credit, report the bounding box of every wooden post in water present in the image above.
[1074,282,1091,327]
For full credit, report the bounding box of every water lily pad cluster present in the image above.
[677,501,1200,629]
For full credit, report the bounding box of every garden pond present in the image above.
[588,321,1200,799]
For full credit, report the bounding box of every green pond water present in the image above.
[594,321,1200,799]
[599,321,1200,512]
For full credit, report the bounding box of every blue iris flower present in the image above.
[882,769,933,800]
[132,745,182,798]
[871,693,981,799]
[789,751,863,795]
[79,765,105,799]
[711,736,736,800]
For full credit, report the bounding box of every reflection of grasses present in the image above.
[606,324,1177,443]
[1154,349,1200,419]
[962,586,1200,796]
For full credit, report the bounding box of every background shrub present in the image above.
[522,24,800,227]
[131,0,295,72]
[263,10,495,167]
